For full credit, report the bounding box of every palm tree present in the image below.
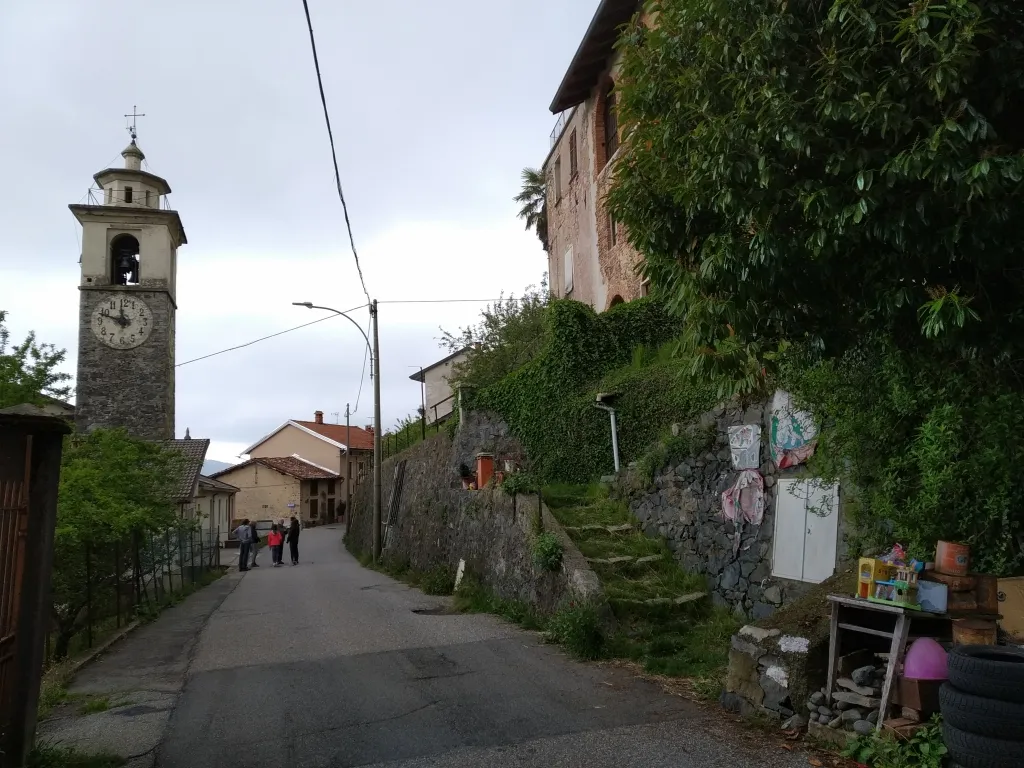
[515,167,549,252]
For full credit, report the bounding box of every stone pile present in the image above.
[804,663,886,736]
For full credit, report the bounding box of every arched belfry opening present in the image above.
[111,234,140,285]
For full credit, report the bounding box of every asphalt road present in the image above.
[41,526,804,768]
[152,527,806,768]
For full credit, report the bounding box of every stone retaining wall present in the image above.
[615,399,850,619]
[721,624,828,728]
[347,412,601,612]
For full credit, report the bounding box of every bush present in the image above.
[546,602,604,660]
[532,533,563,572]
[501,471,538,497]
[420,565,456,596]
[783,340,1024,574]
[470,298,710,483]
[843,715,946,768]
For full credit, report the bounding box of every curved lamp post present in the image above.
[293,301,383,562]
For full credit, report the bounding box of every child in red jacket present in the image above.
[268,524,284,566]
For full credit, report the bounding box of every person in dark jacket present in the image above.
[249,520,260,568]
[287,516,301,565]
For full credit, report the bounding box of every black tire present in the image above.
[942,724,1024,768]
[947,644,1024,704]
[940,683,1024,740]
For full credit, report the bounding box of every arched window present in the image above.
[609,295,625,308]
[110,234,140,285]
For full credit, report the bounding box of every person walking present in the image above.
[267,524,284,567]
[287,516,301,565]
[233,518,252,572]
[249,519,261,568]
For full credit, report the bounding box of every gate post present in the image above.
[0,405,70,768]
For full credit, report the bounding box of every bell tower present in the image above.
[70,126,187,441]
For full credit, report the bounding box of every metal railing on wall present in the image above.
[381,393,457,461]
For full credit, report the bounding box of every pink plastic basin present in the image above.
[904,637,948,681]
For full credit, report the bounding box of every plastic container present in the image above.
[903,637,948,680]
[936,541,970,576]
[918,580,948,614]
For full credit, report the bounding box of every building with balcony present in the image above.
[543,0,647,312]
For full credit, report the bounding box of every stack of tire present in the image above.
[940,644,1024,768]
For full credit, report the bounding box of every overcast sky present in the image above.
[0,0,592,463]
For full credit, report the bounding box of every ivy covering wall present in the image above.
[467,298,715,483]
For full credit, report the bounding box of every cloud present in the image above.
[0,0,596,450]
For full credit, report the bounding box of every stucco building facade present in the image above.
[410,349,468,426]
[544,0,647,312]
[211,456,339,528]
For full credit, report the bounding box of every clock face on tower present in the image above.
[91,296,154,349]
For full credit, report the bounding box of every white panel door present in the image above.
[771,479,808,581]
[804,481,840,583]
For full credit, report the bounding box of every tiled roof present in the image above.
[164,438,210,502]
[212,456,339,481]
[198,474,239,493]
[549,0,641,113]
[293,421,375,451]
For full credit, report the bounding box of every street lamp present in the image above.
[293,300,383,562]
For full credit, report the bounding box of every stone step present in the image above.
[564,523,635,534]
[586,556,635,565]
[635,554,663,564]
[586,554,664,566]
[613,591,707,607]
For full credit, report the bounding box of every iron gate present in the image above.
[0,406,69,768]
[0,440,30,758]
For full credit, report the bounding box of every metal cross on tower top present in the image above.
[124,105,145,141]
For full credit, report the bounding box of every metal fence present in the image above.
[44,527,221,664]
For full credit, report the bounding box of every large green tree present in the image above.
[52,428,186,658]
[609,0,1024,393]
[0,310,72,408]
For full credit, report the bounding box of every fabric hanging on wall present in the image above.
[769,390,818,469]
[728,424,761,470]
[721,469,765,555]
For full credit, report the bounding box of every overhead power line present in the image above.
[174,298,514,369]
[300,0,370,304]
[176,303,368,368]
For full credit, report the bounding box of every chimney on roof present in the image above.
[314,410,324,425]
[365,425,374,436]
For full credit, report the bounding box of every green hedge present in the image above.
[471,298,714,483]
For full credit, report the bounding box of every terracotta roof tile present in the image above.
[294,421,375,451]
[164,438,211,502]
[212,456,338,481]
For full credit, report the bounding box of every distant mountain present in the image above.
[202,459,235,476]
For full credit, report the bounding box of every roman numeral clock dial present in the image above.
[91,297,154,349]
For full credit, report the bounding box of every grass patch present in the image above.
[420,565,456,596]
[542,482,736,696]
[79,696,110,715]
[37,660,75,720]
[27,745,125,768]
[452,576,545,630]
[546,602,605,660]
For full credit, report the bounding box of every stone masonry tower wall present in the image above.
[70,140,187,441]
